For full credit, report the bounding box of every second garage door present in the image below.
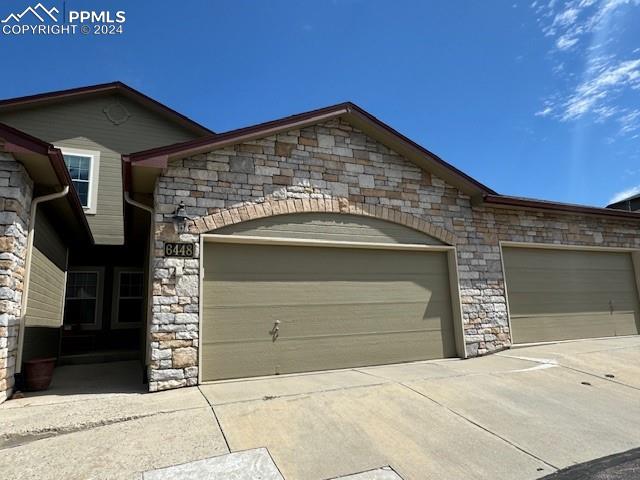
[503,247,640,344]
[201,242,457,381]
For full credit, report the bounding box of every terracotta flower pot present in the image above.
[23,357,56,391]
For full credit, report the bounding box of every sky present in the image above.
[0,0,638,207]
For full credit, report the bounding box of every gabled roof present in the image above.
[127,102,497,197]
[0,122,94,243]
[0,81,214,136]
[125,100,640,222]
[607,192,640,210]
[484,194,640,220]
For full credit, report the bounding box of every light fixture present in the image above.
[173,201,192,233]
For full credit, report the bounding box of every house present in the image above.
[0,82,639,401]
[608,193,640,212]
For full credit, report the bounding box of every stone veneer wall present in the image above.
[0,153,33,402]
[149,118,640,391]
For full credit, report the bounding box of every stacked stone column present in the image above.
[0,153,33,403]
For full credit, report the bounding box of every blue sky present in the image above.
[1,0,638,207]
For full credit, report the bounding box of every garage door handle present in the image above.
[271,320,280,339]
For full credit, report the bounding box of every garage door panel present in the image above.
[275,329,456,375]
[512,312,639,344]
[504,247,640,343]
[205,243,448,276]
[201,339,276,380]
[505,271,637,293]
[206,279,449,308]
[205,302,452,342]
[507,293,639,316]
[202,242,457,381]
[503,249,634,271]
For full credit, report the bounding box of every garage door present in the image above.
[201,242,457,381]
[503,247,640,344]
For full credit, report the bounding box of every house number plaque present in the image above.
[164,242,194,258]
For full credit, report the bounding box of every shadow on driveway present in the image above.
[541,447,640,480]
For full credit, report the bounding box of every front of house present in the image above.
[1,82,639,400]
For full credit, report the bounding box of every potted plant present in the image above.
[23,357,56,391]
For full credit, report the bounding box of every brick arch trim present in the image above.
[193,197,456,245]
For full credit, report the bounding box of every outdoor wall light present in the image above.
[173,201,192,233]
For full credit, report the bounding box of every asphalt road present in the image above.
[541,447,640,479]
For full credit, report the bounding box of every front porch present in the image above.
[12,361,144,405]
[16,194,153,394]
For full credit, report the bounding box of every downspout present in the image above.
[124,190,155,377]
[16,186,70,375]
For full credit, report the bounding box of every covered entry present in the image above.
[502,245,640,344]
[200,214,462,382]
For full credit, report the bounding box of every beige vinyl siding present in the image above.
[25,212,67,328]
[32,210,67,269]
[202,242,456,381]
[22,212,68,362]
[56,137,121,244]
[215,213,445,245]
[503,247,640,343]
[0,95,200,244]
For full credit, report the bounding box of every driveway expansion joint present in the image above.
[197,385,231,453]
[398,381,559,472]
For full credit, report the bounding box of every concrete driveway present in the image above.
[1,337,639,479]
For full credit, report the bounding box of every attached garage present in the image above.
[200,214,463,382]
[502,245,640,344]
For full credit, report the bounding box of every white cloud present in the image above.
[593,105,619,120]
[533,0,640,134]
[587,0,638,28]
[539,0,638,45]
[553,7,580,26]
[561,58,640,120]
[609,184,640,203]
[556,35,579,50]
[619,109,640,133]
[535,106,554,116]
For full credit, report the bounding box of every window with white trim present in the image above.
[63,154,91,207]
[59,147,100,213]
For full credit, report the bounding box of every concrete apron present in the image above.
[0,337,638,479]
[202,337,640,480]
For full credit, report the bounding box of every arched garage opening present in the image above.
[199,212,464,382]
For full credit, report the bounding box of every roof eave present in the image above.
[483,194,640,221]
[0,81,214,136]
[0,122,94,243]
[129,104,351,165]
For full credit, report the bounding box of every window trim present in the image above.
[58,146,101,214]
[111,267,144,330]
[63,267,105,331]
